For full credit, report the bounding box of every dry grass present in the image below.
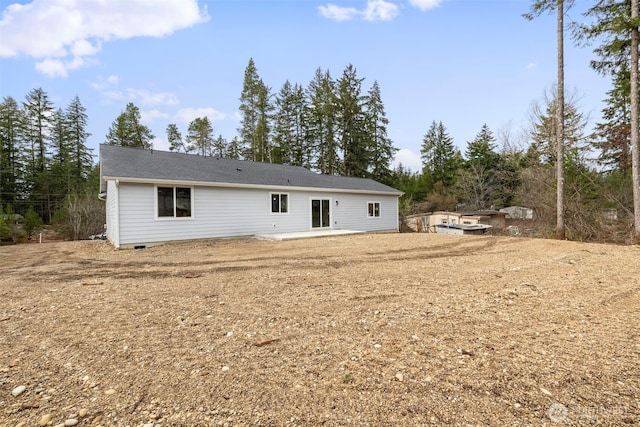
[1,233,639,426]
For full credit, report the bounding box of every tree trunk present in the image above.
[631,0,640,241]
[556,0,565,239]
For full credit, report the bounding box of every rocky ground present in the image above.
[1,233,639,426]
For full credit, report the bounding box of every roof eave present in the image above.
[101,175,403,196]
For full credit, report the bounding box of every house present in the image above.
[99,145,403,248]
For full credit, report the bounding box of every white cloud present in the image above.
[34,55,91,78]
[141,109,169,124]
[364,0,399,21]
[526,62,538,69]
[91,75,119,91]
[392,148,422,172]
[319,0,399,22]
[175,107,227,124]
[408,0,444,11]
[0,0,209,76]
[318,4,360,22]
[125,89,179,107]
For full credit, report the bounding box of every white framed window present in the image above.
[367,201,380,218]
[271,193,289,214]
[157,186,193,218]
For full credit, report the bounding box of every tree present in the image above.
[0,97,25,208]
[307,68,339,174]
[525,0,573,239]
[23,88,55,222]
[212,135,227,158]
[337,64,368,177]
[106,102,154,149]
[592,69,632,176]
[186,117,214,156]
[23,205,43,238]
[632,0,640,240]
[65,95,93,192]
[420,121,461,188]
[273,81,309,167]
[239,58,274,162]
[167,123,187,153]
[458,124,500,209]
[226,137,242,159]
[576,0,640,238]
[365,81,397,184]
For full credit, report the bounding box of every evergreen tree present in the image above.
[49,108,72,202]
[527,90,588,168]
[186,116,215,156]
[213,135,227,158]
[106,102,154,148]
[458,124,499,209]
[65,95,93,192]
[167,123,187,153]
[337,64,368,177]
[0,97,25,208]
[254,80,273,162]
[227,137,242,159]
[307,68,339,174]
[239,58,262,161]
[592,69,632,176]
[577,0,640,238]
[420,121,461,188]
[273,81,309,167]
[23,88,54,221]
[365,80,397,183]
[23,205,43,238]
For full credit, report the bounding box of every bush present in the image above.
[23,206,44,238]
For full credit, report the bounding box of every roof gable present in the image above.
[100,144,402,195]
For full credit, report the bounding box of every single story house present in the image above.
[99,145,403,248]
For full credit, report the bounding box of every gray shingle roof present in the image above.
[100,144,402,195]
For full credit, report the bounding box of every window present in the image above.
[271,193,288,214]
[367,202,380,218]
[157,186,192,218]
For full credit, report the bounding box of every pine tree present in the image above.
[420,121,461,188]
[273,81,309,167]
[239,58,262,161]
[0,97,25,208]
[23,88,54,221]
[365,80,397,183]
[307,68,339,174]
[167,123,187,153]
[106,103,154,148]
[577,0,640,238]
[592,70,632,176]
[458,124,500,209]
[186,117,214,156]
[213,135,227,158]
[337,64,368,177]
[65,95,93,192]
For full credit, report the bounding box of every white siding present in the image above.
[332,193,398,232]
[114,183,399,247]
[105,180,120,248]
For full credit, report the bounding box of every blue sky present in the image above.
[1,0,611,172]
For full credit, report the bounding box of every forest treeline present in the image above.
[1,1,639,243]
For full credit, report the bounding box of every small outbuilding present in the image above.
[99,145,403,248]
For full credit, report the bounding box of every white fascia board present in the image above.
[101,175,403,197]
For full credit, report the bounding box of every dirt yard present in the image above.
[1,233,639,426]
